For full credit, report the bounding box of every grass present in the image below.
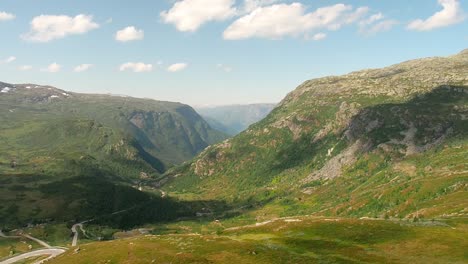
[22,223,72,247]
[0,85,226,228]
[48,216,468,264]
[0,237,39,259]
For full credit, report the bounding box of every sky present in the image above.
[0,0,467,106]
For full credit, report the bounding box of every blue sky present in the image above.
[0,0,467,106]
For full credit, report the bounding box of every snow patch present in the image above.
[50,95,60,99]
[26,86,31,89]
[1,87,11,93]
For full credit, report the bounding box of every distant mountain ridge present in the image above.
[195,103,276,135]
[0,82,226,168]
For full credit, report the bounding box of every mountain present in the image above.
[38,50,468,264]
[2,51,467,264]
[0,83,226,226]
[162,50,468,220]
[195,104,276,135]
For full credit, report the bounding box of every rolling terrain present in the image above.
[49,217,468,264]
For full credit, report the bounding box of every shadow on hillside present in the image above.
[0,164,238,230]
[41,175,239,230]
[271,85,468,172]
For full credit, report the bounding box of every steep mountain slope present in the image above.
[195,104,276,135]
[0,84,226,226]
[163,50,468,220]
[0,84,225,170]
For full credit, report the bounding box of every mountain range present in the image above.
[0,50,467,263]
[195,104,276,135]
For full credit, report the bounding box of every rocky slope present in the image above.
[162,50,468,220]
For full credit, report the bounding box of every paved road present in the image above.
[71,223,82,247]
[21,234,51,249]
[0,230,20,239]
[1,229,52,249]
[0,230,64,264]
[71,220,90,247]
[0,248,65,264]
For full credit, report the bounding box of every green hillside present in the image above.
[0,84,226,227]
[1,51,467,264]
[162,50,468,221]
[49,217,468,264]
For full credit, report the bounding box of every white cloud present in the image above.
[311,32,327,41]
[359,13,398,35]
[18,65,33,71]
[5,56,16,63]
[115,26,144,42]
[119,62,153,73]
[243,0,279,13]
[167,63,188,72]
[217,64,233,72]
[360,13,384,26]
[22,14,99,42]
[161,0,236,32]
[74,64,93,72]
[42,63,61,73]
[2,56,16,63]
[408,0,465,31]
[0,11,15,21]
[366,20,399,35]
[223,3,368,40]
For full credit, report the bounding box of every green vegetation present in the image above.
[163,51,468,222]
[1,51,468,263]
[48,217,468,264]
[0,84,226,227]
[0,238,39,259]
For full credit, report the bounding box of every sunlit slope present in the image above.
[49,217,468,264]
[163,50,468,220]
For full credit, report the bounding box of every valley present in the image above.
[195,104,277,135]
[1,50,467,263]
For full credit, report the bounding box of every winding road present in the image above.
[0,248,65,264]
[0,230,20,239]
[71,223,85,247]
[0,230,65,264]
[1,208,130,263]
[21,234,51,249]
